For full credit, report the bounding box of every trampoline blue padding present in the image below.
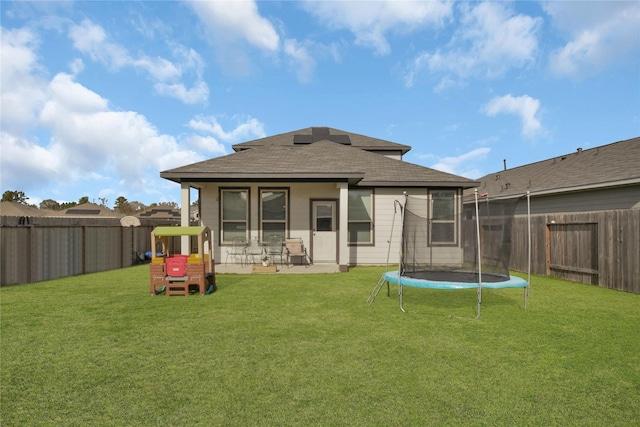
[382,270,528,290]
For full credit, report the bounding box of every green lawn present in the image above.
[1,266,639,426]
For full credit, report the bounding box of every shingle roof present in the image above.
[61,202,122,217]
[162,139,477,188]
[0,202,56,217]
[232,126,412,154]
[469,136,640,198]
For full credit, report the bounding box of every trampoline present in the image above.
[368,190,531,318]
[382,270,528,290]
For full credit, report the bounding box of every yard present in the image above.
[1,266,639,426]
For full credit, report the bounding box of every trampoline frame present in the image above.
[368,190,532,318]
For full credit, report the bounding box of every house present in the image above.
[160,126,479,271]
[466,136,640,293]
[61,202,122,218]
[136,205,181,224]
[467,136,640,213]
[0,201,56,218]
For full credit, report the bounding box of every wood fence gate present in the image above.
[546,222,598,284]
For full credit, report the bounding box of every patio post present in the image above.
[181,182,190,254]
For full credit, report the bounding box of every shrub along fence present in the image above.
[510,209,640,294]
[1,216,185,286]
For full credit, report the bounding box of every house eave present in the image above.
[529,177,640,197]
[464,177,640,201]
[160,171,366,185]
[360,180,480,188]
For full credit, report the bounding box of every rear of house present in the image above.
[161,127,479,271]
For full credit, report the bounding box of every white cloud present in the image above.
[68,19,208,104]
[404,2,540,87]
[0,64,206,197]
[187,0,279,74]
[44,72,108,113]
[68,19,131,70]
[69,58,84,74]
[544,2,640,78]
[37,73,204,182]
[284,38,316,83]
[482,94,542,137]
[186,135,227,155]
[301,0,452,55]
[188,0,279,51]
[0,27,47,135]
[187,116,266,145]
[155,80,210,105]
[426,147,492,178]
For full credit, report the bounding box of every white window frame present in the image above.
[429,189,458,245]
[259,188,289,241]
[220,188,249,244]
[348,188,374,245]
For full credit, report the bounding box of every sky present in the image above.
[1,1,639,208]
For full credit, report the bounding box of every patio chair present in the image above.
[285,238,311,267]
[265,235,284,265]
[225,237,246,265]
[244,238,264,264]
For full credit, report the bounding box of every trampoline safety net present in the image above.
[400,193,520,283]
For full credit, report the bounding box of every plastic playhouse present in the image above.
[149,226,216,296]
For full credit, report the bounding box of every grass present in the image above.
[1,266,639,426]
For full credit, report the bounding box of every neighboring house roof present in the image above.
[61,202,122,217]
[136,206,181,220]
[468,136,640,199]
[0,201,56,217]
[162,139,478,188]
[232,126,412,155]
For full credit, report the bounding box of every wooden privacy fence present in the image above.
[1,216,183,286]
[509,209,640,294]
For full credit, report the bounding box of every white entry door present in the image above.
[312,201,337,263]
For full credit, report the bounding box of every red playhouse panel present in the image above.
[166,255,188,277]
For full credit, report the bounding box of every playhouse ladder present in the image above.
[367,275,388,306]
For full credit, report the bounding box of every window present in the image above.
[430,189,457,244]
[348,189,373,244]
[221,189,249,243]
[260,189,288,241]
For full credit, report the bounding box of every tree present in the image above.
[128,201,147,212]
[114,196,134,215]
[59,201,78,210]
[2,190,28,205]
[78,196,89,204]
[40,199,61,210]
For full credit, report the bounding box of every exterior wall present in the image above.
[347,188,418,266]
[514,185,640,215]
[200,183,465,267]
[349,188,463,267]
[200,182,341,263]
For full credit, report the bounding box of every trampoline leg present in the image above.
[474,288,481,320]
[399,284,407,312]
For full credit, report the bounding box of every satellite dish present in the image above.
[120,216,141,227]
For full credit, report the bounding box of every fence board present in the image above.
[511,210,640,294]
[1,216,180,285]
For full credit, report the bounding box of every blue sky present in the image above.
[1,1,639,207]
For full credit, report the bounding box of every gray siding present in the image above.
[514,184,640,215]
